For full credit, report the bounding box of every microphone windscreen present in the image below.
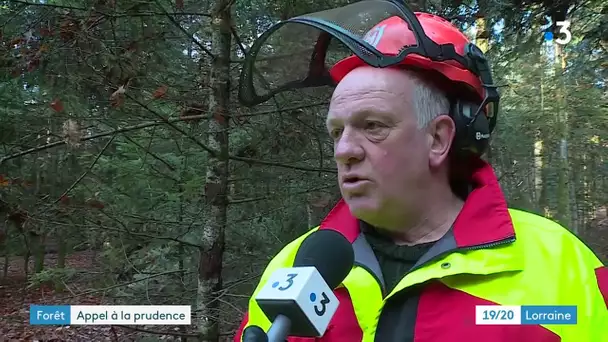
[242,325,268,342]
[293,229,354,289]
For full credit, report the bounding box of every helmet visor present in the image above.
[238,0,498,128]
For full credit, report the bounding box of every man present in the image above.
[234,2,608,341]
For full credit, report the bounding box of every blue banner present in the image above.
[30,305,71,325]
[29,305,192,325]
[521,305,577,325]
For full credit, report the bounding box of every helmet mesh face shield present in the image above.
[238,0,499,132]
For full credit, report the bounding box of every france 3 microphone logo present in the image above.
[543,19,572,45]
[271,272,331,316]
[255,266,340,333]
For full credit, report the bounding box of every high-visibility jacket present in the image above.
[234,161,608,342]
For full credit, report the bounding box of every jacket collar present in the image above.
[319,158,516,248]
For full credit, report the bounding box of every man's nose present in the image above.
[334,130,364,164]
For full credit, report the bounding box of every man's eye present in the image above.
[330,128,343,139]
[365,121,384,131]
[364,121,390,140]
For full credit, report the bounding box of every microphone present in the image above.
[253,229,354,342]
[243,326,268,342]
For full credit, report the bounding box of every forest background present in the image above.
[0,0,606,340]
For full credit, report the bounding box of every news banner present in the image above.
[28,304,577,326]
[30,305,191,325]
[475,305,577,325]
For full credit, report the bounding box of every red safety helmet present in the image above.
[238,0,500,145]
[330,14,485,102]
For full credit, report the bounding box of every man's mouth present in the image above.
[342,176,370,189]
[343,175,364,183]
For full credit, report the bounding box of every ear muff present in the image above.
[450,99,490,156]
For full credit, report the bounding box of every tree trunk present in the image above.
[573,151,586,232]
[530,13,544,214]
[178,132,190,342]
[538,38,557,219]
[23,246,30,279]
[54,137,68,292]
[581,152,589,229]
[31,160,44,275]
[32,233,45,274]
[553,43,572,230]
[2,253,8,278]
[196,0,232,339]
[55,149,78,291]
[533,137,543,210]
[536,48,545,212]
[1,220,7,278]
[55,227,67,292]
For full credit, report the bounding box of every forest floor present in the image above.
[0,250,145,341]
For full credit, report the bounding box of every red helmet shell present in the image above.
[330,13,485,101]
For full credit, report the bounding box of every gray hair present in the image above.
[402,69,450,129]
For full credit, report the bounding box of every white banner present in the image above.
[70,305,191,325]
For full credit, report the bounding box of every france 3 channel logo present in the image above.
[543,20,572,45]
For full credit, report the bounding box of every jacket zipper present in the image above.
[414,235,516,273]
[382,236,517,297]
[459,236,516,251]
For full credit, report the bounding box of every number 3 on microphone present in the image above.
[312,292,331,316]
[273,273,298,291]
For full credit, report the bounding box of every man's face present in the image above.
[326,67,447,227]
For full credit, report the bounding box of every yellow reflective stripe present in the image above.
[242,227,319,340]
[342,267,383,342]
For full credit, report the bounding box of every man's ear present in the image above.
[428,114,456,168]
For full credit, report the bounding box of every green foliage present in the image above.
[27,267,79,289]
[0,0,606,339]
